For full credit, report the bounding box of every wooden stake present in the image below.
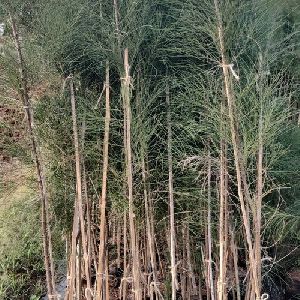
[166,82,178,300]
[70,78,92,299]
[230,227,241,300]
[9,13,56,300]
[207,152,215,300]
[122,48,142,300]
[96,61,111,299]
[213,0,260,298]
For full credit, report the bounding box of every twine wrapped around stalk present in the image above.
[220,63,240,81]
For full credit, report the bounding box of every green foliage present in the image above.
[0,0,300,298]
[0,183,44,299]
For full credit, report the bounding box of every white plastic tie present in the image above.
[261,293,269,300]
[220,63,240,81]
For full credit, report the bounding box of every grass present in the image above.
[0,160,44,299]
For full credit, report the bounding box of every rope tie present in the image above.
[220,63,240,81]
[85,287,94,298]
[261,293,269,300]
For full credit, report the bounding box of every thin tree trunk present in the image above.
[122,48,142,300]
[166,82,178,300]
[70,78,92,299]
[9,13,56,299]
[96,61,111,300]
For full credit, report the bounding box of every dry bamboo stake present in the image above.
[253,55,265,296]
[83,165,92,288]
[122,213,128,300]
[81,119,93,298]
[69,204,80,299]
[218,141,225,300]
[198,246,205,300]
[122,48,142,300]
[223,151,229,298]
[112,6,135,299]
[112,217,116,245]
[105,229,110,300]
[76,237,82,300]
[186,223,197,295]
[202,241,210,300]
[218,132,228,300]
[113,0,121,52]
[148,188,163,299]
[166,82,178,300]
[96,61,111,300]
[149,198,157,272]
[213,0,260,298]
[254,107,263,292]
[117,218,121,268]
[9,13,57,299]
[64,235,70,300]
[207,152,215,300]
[230,227,241,300]
[70,78,92,299]
[140,122,160,297]
[181,226,187,300]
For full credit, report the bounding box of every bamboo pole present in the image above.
[218,140,226,300]
[122,48,142,300]
[230,227,241,300]
[207,152,215,300]
[9,13,57,300]
[254,105,263,292]
[136,72,160,298]
[186,222,197,296]
[117,218,121,268]
[70,78,92,299]
[213,1,260,298]
[166,82,178,300]
[121,213,128,300]
[218,111,228,300]
[76,237,82,300]
[142,153,160,297]
[105,247,110,300]
[83,164,92,292]
[113,0,121,53]
[96,61,111,299]
[181,225,187,300]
